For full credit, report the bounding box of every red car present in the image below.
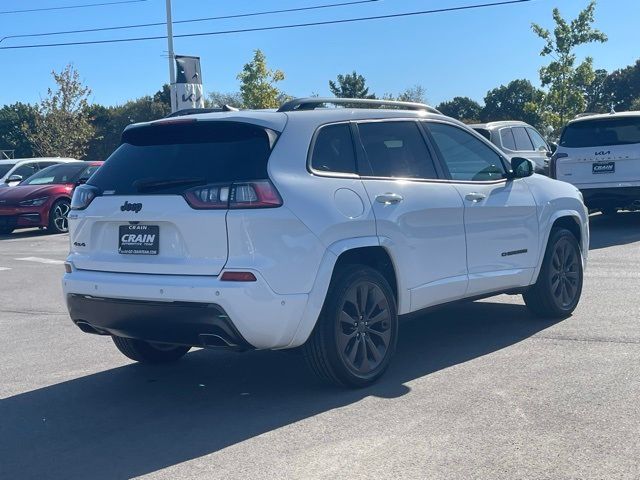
[0,161,103,234]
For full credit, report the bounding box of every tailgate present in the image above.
[69,195,228,275]
[556,146,640,187]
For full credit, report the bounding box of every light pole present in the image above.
[165,0,177,112]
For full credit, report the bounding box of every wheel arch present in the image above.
[532,210,588,284]
[286,237,406,349]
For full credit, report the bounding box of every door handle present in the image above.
[375,193,404,205]
[465,192,486,203]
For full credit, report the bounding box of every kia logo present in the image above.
[595,150,611,156]
[120,201,142,213]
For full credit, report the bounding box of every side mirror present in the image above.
[508,157,534,179]
[548,141,558,153]
[6,174,22,183]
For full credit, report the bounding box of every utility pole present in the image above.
[165,0,177,112]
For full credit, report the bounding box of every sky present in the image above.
[0,0,638,108]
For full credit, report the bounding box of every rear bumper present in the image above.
[66,294,253,350]
[580,186,640,209]
[62,269,309,349]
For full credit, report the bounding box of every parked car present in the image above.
[63,98,588,387]
[551,111,640,214]
[0,161,103,234]
[470,121,552,175]
[0,157,77,187]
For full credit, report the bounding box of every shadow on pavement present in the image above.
[589,211,640,250]
[0,301,561,479]
[0,228,62,241]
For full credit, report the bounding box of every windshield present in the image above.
[560,116,640,148]
[88,121,275,195]
[0,164,16,177]
[22,163,90,186]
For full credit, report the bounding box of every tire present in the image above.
[48,198,71,233]
[303,265,398,388]
[112,336,191,363]
[523,228,583,318]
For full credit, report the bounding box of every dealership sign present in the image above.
[172,55,204,111]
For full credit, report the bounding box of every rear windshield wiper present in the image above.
[134,177,206,192]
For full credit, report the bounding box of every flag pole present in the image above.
[165,0,177,112]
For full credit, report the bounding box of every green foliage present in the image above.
[481,79,545,129]
[329,71,376,99]
[0,103,37,158]
[21,64,95,159]
[207,91,244,108]
[237,49,286,109]
[531,1,607,131]
[86,86,171,160]
[583,68,610,112]
[601,60,640,111]
[436,97,482,122]
[383,85,428,104]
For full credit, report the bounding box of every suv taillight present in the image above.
[71,184,100,210]
[549,152,568,179]
[183,180,283,210]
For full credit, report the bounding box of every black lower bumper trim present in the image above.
[581,186,640,209]
[66,294,254,350]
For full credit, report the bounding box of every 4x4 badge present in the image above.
[120,201,142,213]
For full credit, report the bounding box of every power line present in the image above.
[0,0,147,15]
[0,0,379,44]
[0,0,532,50]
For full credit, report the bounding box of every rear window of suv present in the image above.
[88,121,277,194]
[560,116,640,148]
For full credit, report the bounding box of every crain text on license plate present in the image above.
[592,162,615,174]
[118,224,159,255]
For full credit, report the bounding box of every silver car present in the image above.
[470,121,552,175]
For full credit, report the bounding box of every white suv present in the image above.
[63,98,588,387]
[552,111,640,214]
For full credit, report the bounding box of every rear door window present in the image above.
[427,122,506,181]
[310,123,356,174]
[357,121,438,179]
[499,128,516,150]
[88,121,276,195]
[526,127,548,151]
[512,127,534,151]
[560,116,640,147]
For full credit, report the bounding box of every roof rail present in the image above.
[277,97,441,114]
[165,105,239,118]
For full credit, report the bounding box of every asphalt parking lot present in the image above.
[1,213,639,480]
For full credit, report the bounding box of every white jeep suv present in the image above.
[63,98,588,387]
[552,111,640,214]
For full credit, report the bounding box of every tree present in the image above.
[481,79,545,128]
[329,71,376,99]
[584,68,610,112]
[237,49,286,109]
[207,91,243,108]
[601,59,640,111]
[531,1,607,131]
[436,97,482,122]
[383,85,428,104]
[0,103,37,158]
[22,64,95,159]
[86,86,170,160]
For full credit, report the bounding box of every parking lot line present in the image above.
[15,257,65,265]
[0,267,10,271]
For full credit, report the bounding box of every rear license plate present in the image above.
[592,162,615,174]
[118,225,159,255]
